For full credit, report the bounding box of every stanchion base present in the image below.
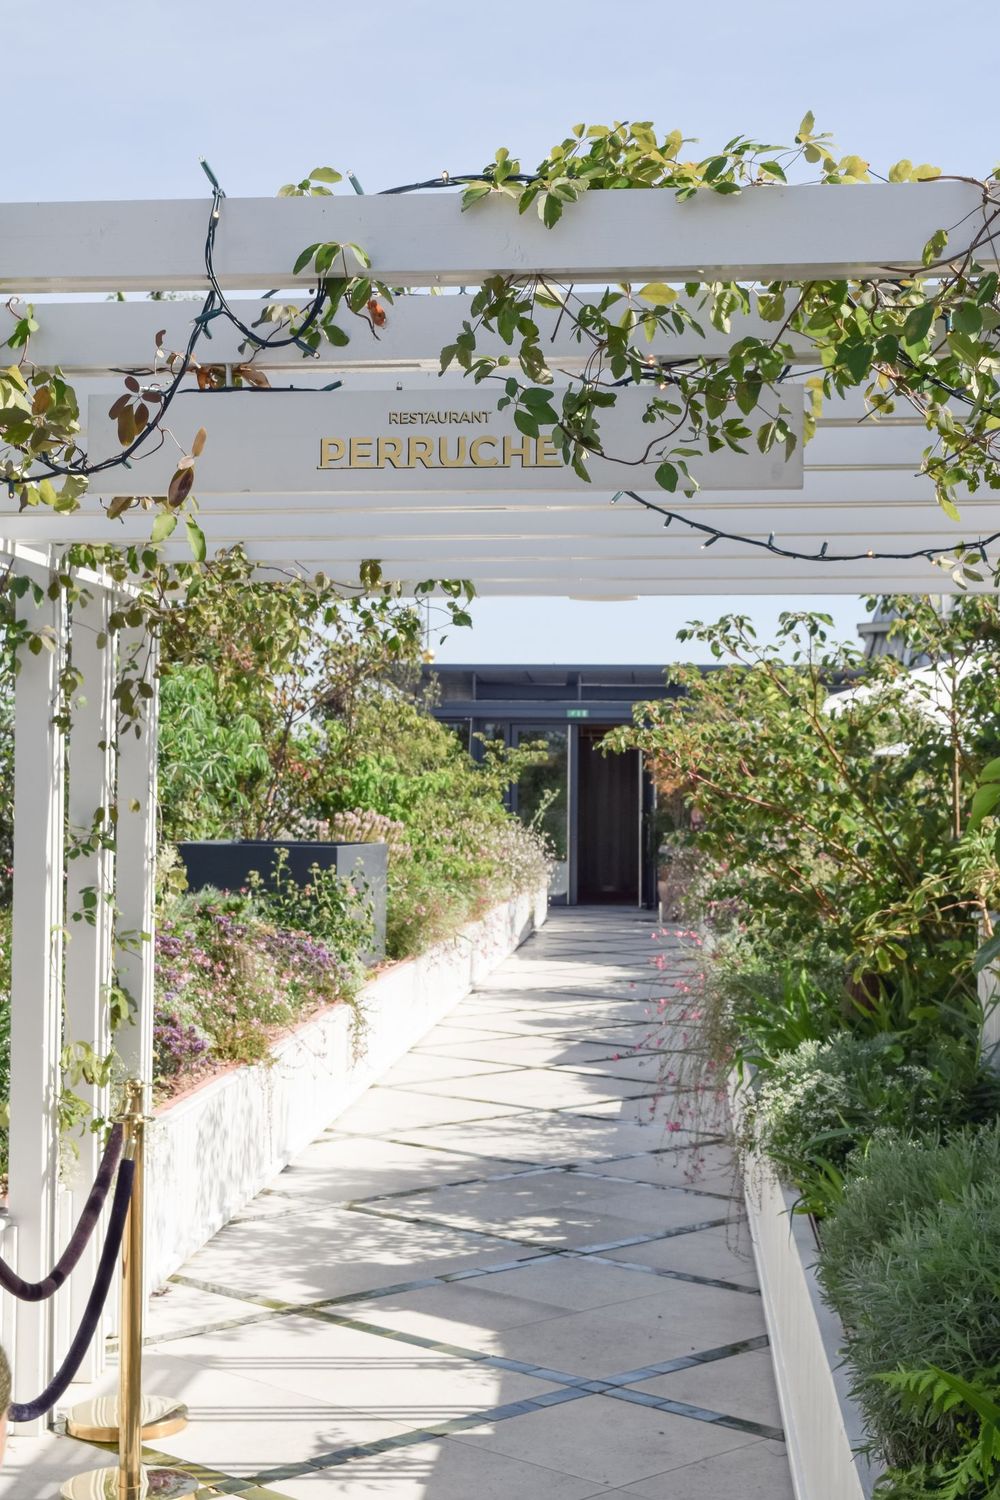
[60,1465,199,1498]
[65,1395,188,1442]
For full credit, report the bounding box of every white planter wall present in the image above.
[741,1158,880,1500]
[145,886,547,1290]
[981,958,1000,1057]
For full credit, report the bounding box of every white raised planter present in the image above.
[740,1152,881,1500]
[729,1076,880,1500]
[145,885,548,1289]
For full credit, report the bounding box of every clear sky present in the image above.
[8,0,995,664]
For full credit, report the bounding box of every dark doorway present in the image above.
[577,727,639,903]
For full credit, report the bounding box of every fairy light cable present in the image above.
[613,490,1000,567]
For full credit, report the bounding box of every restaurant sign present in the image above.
[85,388,803,496]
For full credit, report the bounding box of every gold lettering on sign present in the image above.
[317,431,565,470]
[388,410,491,425]
[535,435,561,467]
[503,435,531,466]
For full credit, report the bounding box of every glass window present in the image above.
[440,718,473,754]
[514,726,568,863]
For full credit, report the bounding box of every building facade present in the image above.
[421,665,686,907]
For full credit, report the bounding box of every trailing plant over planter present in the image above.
[611,596,1000,1018]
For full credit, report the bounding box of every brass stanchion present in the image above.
[62,1082,197,1500]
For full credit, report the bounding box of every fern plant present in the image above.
[875,1367,1000,1499]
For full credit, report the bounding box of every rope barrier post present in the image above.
[121,1080,147,1496]
[62,1082,196,1500]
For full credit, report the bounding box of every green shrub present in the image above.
[247,848,373,966]
[744,1034,961,1186]
[819,1123,1000,1313]
[833,1184,1000,1469]
[872,1366,1000,1499]
[154,885,365,1094]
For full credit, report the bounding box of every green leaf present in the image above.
[541,192,563,229]
[347,278,372,313]
[314,242,341,275]
[461,183,493,211]
[151,511,177,543]
[185,518,207,562]
[797,111,815,140]
[759,160,787,181]
[636,283,677,306]
[969,782,1000,829]
[902,302,935,347]
[842,341,873,382]
[922,228,949,267]
[309,167,342,184]
[292,243,320,275]
[975,931,1000,975]
[734,380,762,416]
[655,461,679,492]
[952,301,983,336]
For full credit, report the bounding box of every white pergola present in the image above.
[1,179,997,1428]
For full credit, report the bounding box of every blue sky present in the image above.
[9,0,994,663]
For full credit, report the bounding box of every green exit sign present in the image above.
[566,708,590,719]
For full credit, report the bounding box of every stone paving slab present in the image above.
[5,909,793,1499]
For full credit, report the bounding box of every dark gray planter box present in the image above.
[175,840,387,961]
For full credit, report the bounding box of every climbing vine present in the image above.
[1,114,999,1138]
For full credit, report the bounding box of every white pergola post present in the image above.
[113,624,159,1103]
[8,549,67,1434]
[61,583,116,1381]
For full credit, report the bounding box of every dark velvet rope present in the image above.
[0,1124,123,1302]
[8,1156,134,1424]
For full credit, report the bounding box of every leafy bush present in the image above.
[828,1173,1000,1469]
[154,885,365,1094]
[611,599,1000,1028]
[819,1122,1000,1329]
[873,1366,1000,1499]
[247,847,374,964]
[743,1034,962,1188]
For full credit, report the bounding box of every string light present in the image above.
[11,168,333,493]
[612,491,1000,569]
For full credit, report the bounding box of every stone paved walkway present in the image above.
[6,909,794,1499]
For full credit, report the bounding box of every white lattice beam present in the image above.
[0,183,992,294]
[7,552,66,1433]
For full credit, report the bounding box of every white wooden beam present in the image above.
[8,552,66,1434]
[303,570,986,596]
[62,585,115,1381]
[113,628,158,1113]
[7,500,995,547]
[0,183,992,294]
[14,295,821,373]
